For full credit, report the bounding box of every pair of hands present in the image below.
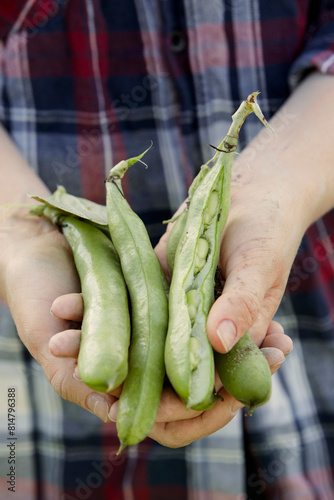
[3,72,334,448]
[1,164,297,449]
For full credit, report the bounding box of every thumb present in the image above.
[206,269,265,353]
[154,228,169,276]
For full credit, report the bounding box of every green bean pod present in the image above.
[165,163,230,410]
[60,215,131,392]
[165,92,273,410]
[166,208,188,275]
[105,159,169,452]
[214,332,272,415]
[165,164,212,276]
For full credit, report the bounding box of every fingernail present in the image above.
[49,336,59,356]
[231,399,244,415]
[86,393,109,423]
[261,347,285,367]
[73,365,82,381]
[284,343,294,356]
[272,357,285,368]
[217,320,237,352]
[108,401,118,422]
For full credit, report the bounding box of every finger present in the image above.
[44,357,119,422]
[246,313,276,347]
[266,320,284,336]
[85,392,118,423]
[148,389,242,448]
[49,329,81,358]
[155,386,202,422]
[155,230,169,275]
[207,265,283,353]
[108,386,201,425]
[247,317,289,350]
[73,363,82,381]
[108,400,118,422]
[261,333,293,356]
[148,347,287,448]
[207,272,265,353]
[51,293,83,322]
[261,346,285,374]
[73,364,123,398]
[154,201,188,277]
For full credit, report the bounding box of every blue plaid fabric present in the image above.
[1,1,334,499]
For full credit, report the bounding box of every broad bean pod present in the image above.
[165,164,211,275]
[214,332,272,414]
[165,92,274,410]
[105,157,169,452]
[43,209,131,392]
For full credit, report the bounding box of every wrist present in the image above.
[233,73,334,232]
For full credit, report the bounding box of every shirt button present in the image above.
[170,30,187,53]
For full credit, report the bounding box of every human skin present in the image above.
[1,72,333,447]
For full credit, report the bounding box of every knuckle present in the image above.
[48,367,61,394]
[165,425,191,448]
[48,367,68,401]
[151,422,191,449]
[231,291,261,330]
[165,436,188,449]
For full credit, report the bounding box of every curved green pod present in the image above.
[166,208,188,275]
[165,166,228,410]
[165,92,274,411]
[105,158,169,452]
[214,332,272,415]
[61,216,131,392]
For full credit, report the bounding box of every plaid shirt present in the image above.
[1,1,334,499]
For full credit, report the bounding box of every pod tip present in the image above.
[248,406,255,416]
[117,440,127,455]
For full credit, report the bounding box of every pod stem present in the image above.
[211,92,275,161]
[106,143,152,180]
[183,92,273,222]
[206,92,274,244]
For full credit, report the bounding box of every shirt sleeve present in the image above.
[288,0,334,88]
[0,1,27,42]
[0,1,65,43]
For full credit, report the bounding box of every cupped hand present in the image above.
[50,291,292,448]
[0,210,119,420]
[158,154,307,356]
[45,160,301,446]
[205,171,307,354]
[151,203,295,446]
[148,321,292,447]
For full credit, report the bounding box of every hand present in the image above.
[148,321,291,447]
[150,214,294,447]
[204,72,334,354]
[158,72,334,357]
[205,165,307,354]
[156,179,303,354]
[50,284,292,448]
[0,210,119,419]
